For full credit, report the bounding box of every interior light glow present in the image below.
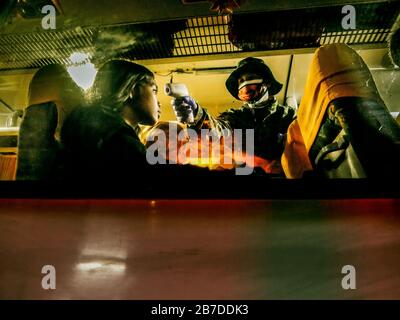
[67,52,97,91]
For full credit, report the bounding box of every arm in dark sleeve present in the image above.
[102,130,150,179]
[189,105,243,137]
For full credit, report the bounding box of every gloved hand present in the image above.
[171,96,198,124]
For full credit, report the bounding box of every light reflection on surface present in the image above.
[80,248,127,261]
[76,261,126,274]
[0,199,399,299]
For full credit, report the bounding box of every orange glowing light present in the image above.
[142,121,282,174]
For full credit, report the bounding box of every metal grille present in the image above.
[0,27,96,69]
[0,1,399,71]
[173,15,241,56]
[320,29,391,45]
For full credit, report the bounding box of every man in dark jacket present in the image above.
[172,57,296,173]
[61,59,221,182]
[61,59,160,181]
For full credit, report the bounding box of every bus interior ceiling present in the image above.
[0,0,399,120]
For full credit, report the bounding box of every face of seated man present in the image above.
[121,77,161,127]
[132,79,161,126]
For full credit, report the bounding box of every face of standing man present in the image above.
[237,72,270,103]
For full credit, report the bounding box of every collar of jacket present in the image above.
[99,104,142,135]
[243,98,278,114]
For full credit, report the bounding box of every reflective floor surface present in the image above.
[0,199,399,299]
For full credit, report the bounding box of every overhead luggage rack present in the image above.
[171,15,241,56]
[0,1,399,71]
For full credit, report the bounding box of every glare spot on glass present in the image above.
[67,52,97,91]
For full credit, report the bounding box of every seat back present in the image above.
[310,97,400,178]
[16,102,60,180]
[281,43,399,179]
